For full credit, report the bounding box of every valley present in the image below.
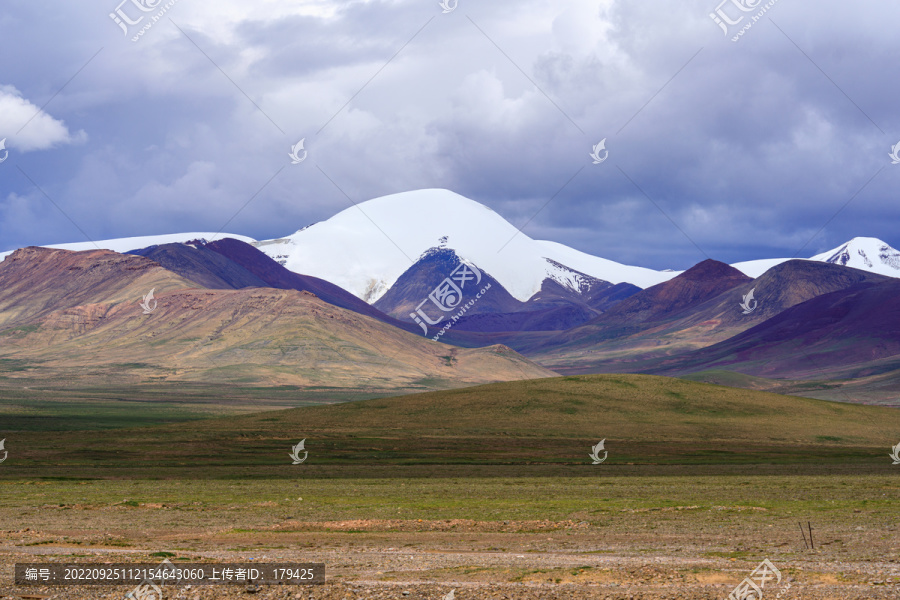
[1,376,898,599]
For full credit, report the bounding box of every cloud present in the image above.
[0,85,87,151]
[0,0,898,270]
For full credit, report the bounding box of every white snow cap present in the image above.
[0,232,255,262]
[810,237,900,277]
[733,237,900,279]
[3,190,897,302]
[253,189,680,302]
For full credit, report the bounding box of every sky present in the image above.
[0,0,897,271]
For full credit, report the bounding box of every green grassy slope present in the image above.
[1,374,898,478]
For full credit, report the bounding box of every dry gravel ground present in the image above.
[1,525,898,600]
[0,474,897,599]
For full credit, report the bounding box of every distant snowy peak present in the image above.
[3,189,898,306]
[251,189,681,303]
[0,232,256,262]
[542,258,608,295]
[811,237,900,276]
[732,237,900,279]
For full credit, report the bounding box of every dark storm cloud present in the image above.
[0,0,897,270]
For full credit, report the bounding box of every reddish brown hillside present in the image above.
[0,247,194,330]
[0,248,554,390]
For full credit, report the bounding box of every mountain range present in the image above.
[0,245,552,392]
[2,189,900,404]
[5,190,899,302]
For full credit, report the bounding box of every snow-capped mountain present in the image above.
[253,192,900,303]
[731,237,900,279]
[810,237,900,277]
[2,190,899,307]
[0,232,254,262]
[251,189,679,303]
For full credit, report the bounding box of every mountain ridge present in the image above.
[0,246,554,391]
[5,193,898,311]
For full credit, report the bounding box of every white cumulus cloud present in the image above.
[0,85,87,152]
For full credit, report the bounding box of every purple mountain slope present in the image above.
[650,278,900,379]
[202,238,418,333]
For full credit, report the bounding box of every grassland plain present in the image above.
[0,378,387,431]
[0,374,898,599]
[2,374,899,475]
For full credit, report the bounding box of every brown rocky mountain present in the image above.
[592,259,752,326]
[0,247,194,330]
[533,260,892,374]
[0,247,554,390]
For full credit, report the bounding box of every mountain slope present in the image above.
[125,239,418,333]
[652,278,900,380]
[128,242,269,289]
[0,247,194,330]
[434,260,750,354]
[530,260,750,351]
[0,247,554,390]
[531,260,893,373]
[374,250,640,333]
[373,247,521,319]
[202,237,416,332]
[588,259,751,326]
[446,304,599,333]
